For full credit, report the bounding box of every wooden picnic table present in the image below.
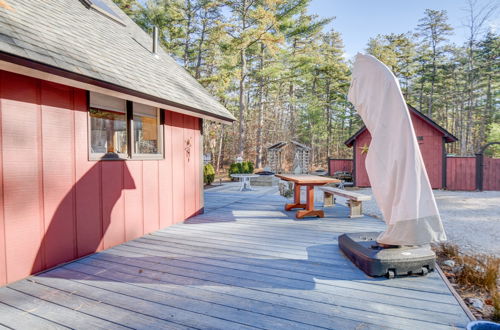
[275,174,341,219]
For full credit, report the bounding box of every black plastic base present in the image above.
[338,232,436,278]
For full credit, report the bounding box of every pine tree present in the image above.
[417,9,453,117]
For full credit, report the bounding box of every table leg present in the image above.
[296,186,324,218]
[242,177,254,191]
[284,183,306,211]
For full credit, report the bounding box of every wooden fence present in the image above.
[446,157,476,191]
[328,156,499,191]
[483,157,500,190]
[328,158,353,176]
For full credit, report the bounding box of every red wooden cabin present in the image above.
[0,0,234,285]
[345,105,457,188]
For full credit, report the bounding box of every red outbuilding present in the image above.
[0,0,234,285]
[345,105,457,188]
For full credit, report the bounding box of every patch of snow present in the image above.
[443,259,455,267]
[467,298,484,310]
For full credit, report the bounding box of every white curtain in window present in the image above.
[90,92,126,113]
[133,102,157,117]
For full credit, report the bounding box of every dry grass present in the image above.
[493,293,500,322]
[437,242,460,260]
[455,254,499,293]
[435,243,500,321]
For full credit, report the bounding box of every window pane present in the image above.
[134,113,159,154]
[90,108,127,156]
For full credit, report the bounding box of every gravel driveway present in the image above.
[353,188,500,256]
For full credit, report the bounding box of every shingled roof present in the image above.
[0,0,235,123]
[345,104,458,147]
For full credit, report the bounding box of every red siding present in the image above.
[124,161,143,241]
[352,112,444,188]
[159,111,173,228]
[102,161,126,250]
[40,82,77,269]
[411,113,443,189]
[355,131,371,187]
[143,161,160,234]
[328,159,353,176]
[483,157,500,191]
[74,89,103,257]
[171,112,186,224]
[194,118,201,215]
[184,115,196,219]
[0,70,203,285]
[446,157,476,191]
[1,73,43,280]
[0,77,5,285]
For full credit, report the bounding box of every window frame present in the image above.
[131,103,164,160]
[87,92,165,161]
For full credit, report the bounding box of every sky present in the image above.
[307,0,499,59]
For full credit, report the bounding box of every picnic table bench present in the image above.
[275,174,340,218]
[318,186,371,218]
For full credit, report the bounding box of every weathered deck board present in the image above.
[7,279,190,330]
[0,302,69,330]
[79,248,464,324]
[0,287,129,329]
[0,185,471,329]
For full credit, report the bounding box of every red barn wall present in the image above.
[0,70,202,285]
[354,131,371,187]
[354,112,444,188]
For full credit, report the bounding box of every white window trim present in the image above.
[88,92,164,161]
[131,106,164,160]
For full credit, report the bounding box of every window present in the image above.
[89,92,163,160]
[89,92,128,159]
[133,103,161,155]
[81,0,125,25]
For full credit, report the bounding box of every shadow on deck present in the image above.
[0,185,471,329]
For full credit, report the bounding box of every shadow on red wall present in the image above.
[32,161,136,274]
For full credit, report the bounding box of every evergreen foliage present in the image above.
[228,161,254,177]
[203,163,215,185]
[113,0,499,166]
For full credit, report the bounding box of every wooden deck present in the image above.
[0,185,471,329]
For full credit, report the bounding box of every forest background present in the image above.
[113,0,499,171]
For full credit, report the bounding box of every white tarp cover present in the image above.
[348,53,446,246]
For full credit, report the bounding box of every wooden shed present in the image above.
[0,0,234,285]
[345,105,457,188]
[267,141,311,174]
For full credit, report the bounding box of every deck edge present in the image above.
[436,264,476,321]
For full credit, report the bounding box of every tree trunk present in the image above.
[183,0,192,68]
[255,43,265,168]
[325,80,332,157]
[479,72,492,146]
[465,35,475,154]
[237,0,248,157]
[194,7,208,79]
[418,60,425,111]
[288,39,297,140]
[428,42,437,117]
[216,124,224,173]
